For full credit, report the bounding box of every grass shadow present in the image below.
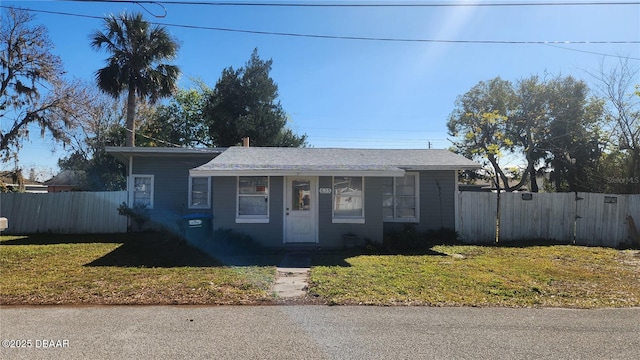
[85,235,223,268]
[3,232,458,269]
[191,241,285,267]
[471,239,578,248]
[0,233,131,245]
[309,244,450,267]
[1,232,286,267]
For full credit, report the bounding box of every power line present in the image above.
[63,0,640,8]
[4,6,638,47]
[544,43,640,60]
[300,126,446,133]
[311,136,449,142]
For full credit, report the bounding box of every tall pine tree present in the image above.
[204,49,307,147]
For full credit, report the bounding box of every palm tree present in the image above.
[91,12,179,147]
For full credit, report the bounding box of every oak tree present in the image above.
[1,8,90,162]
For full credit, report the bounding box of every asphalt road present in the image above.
[1,306,639,359]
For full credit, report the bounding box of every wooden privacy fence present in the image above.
[458,192,640,247]
[0,191,127,234]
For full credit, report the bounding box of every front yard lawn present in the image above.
[2,234,639,307]
[309,245,640,308]
[0,233,275,305]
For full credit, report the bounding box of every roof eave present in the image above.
[189,169,406,177]
[105,146,227,164]
[405,165,482,171]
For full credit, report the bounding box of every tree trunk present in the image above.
[125,84,136,147]
[528,163,539,192]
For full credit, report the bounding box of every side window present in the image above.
[131,175,154,209]
[189,176,210,209]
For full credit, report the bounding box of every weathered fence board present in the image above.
[499,192,575,242]
[458,191,497,243]
[0,191,127,234]
[459,191,640,247]
[575,193,640,247]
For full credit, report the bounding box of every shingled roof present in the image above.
[190,147,480,177]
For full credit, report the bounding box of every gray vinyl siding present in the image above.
[384,170,456,234]
[130,155,215,232]
[211,176,283,247]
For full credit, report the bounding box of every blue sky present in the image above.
[2,0,639,179]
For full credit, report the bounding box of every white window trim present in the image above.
[129,174,154,209]
[188,176,211,209]
[384,172,420,223]
[236,176,270,223]
[332,176,365,224]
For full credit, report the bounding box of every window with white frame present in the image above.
[333,176,364,223]
[131,175,154,208]
[237,176,269,222]
[383,173,419,222]
[189,176,211,209]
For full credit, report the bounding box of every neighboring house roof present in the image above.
[190,147,481,177]
[105,146,227,163]
[44,170,87,187]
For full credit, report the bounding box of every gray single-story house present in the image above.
[107,146,480,247]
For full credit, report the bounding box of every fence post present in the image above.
[573,191,583,245]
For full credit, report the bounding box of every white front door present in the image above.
[285,177,317,243]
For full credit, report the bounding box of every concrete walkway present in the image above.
[272,252,311,298]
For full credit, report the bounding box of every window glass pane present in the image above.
[334,207,363,217]
[396,175,416,196]
[334,177,362,194]
[192,194,207,206]
[238,196,268,216]
[383,207,394,219]
[383,174,418,221]
[382,195,394,208]
[192,177,208,191]
[383,198,393,218]
[396,197,416,218]
[382,177,393,196]
[190,177,209,207]
[292,180,311,211]
[133,177,151,206]
[397,208,416,218]
[239,177,268,195]
[333,177,363,217]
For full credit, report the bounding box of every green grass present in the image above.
[309,245,640,308]
[0,234,276,305]
[3,234,639,307]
